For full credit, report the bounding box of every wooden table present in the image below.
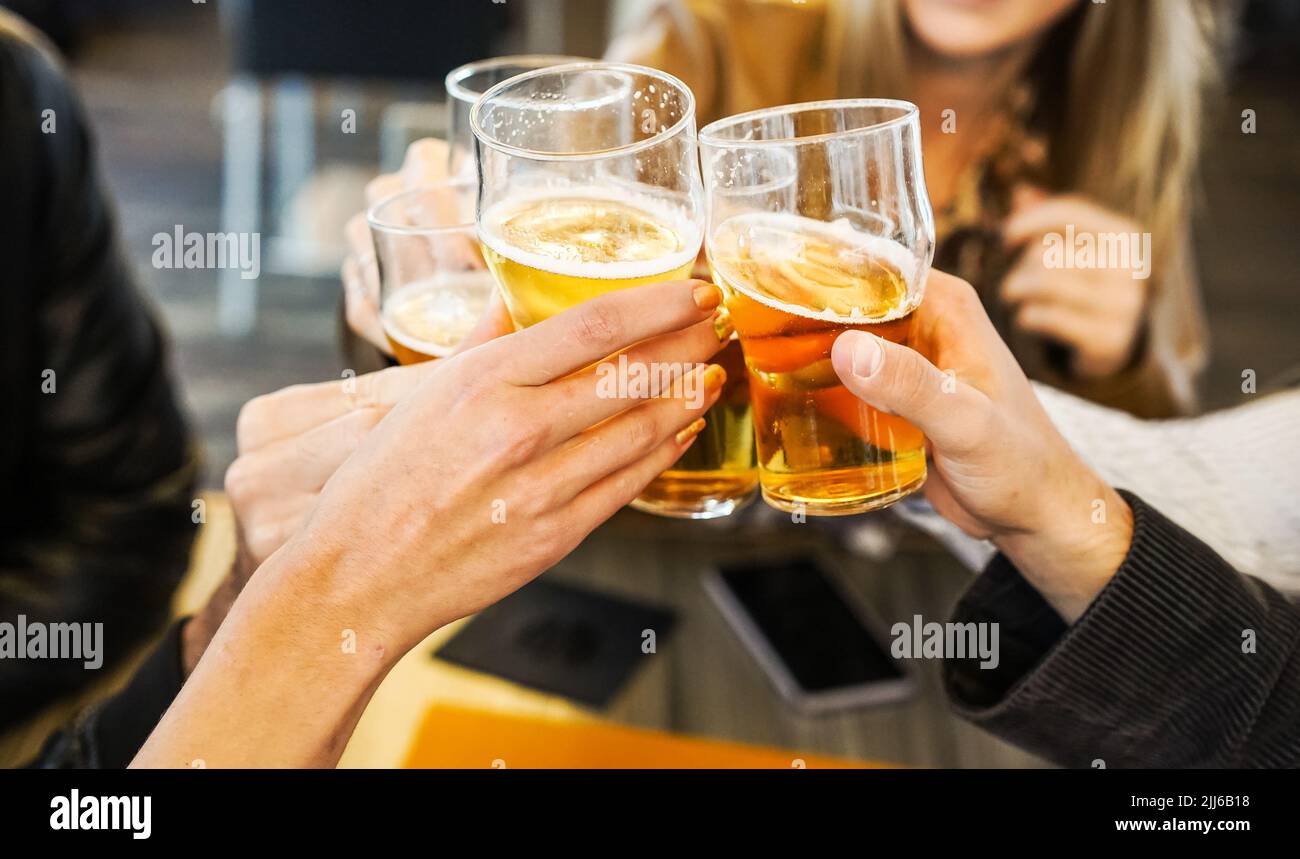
[340,507,1047,769]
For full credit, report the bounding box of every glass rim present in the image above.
[470,61,696,162]
[698,98,919,148]
[367,179,477,236]
[444,54,591,106]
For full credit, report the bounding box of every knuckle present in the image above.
[499,420,547,464]
[243,520,284,561]
[350,373,378,408]
[949,276,981,309]
[573,301,623,352]
[535,537,566,566]
[626,410,662,451]
[344,297,365,328]
[891,350,934,402]
[350,406,384,436]
[223,454,258,503]
[235,394,275,451]
[364,176,393,203]
[614,469,642,503]
[455,371,501,410]
[891,354,948,421]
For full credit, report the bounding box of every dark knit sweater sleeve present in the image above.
[943,491,1300,768]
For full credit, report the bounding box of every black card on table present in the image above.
[434,578,677,709]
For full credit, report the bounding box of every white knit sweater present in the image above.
[882,386,1300,593]
[1033,383,1300,593]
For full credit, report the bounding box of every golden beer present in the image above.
[479,191,758,517]
[711,212,926,515]
[381,271,495,365]
[629,336,756,515]
[479,193,699,326]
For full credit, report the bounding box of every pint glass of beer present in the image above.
[699,100,935,515]
[445,55,588,179]
[472,62,757,518]
[367,180,495,364]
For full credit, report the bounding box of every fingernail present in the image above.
[693,282,722,312]
[850,332,883,378]
[702,363,727,392]
[675,417,706,445]
[712,309,735,343]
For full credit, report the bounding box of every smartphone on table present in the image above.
[704,555,914,715]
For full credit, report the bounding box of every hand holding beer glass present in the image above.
[472,62,757,518]
[699,100,936,515]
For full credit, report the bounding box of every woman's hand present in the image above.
[135,279,729,767]
[1001,186,1151,379]
[832,271,1133,622]
[182,282,513,674]
[296,278,730,648]
[181,361,442,673]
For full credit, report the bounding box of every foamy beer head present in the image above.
[471,62,704,327]
[369,181,490,364]
[701,99,935,515]
[381,272,495,364]
[710,213,919,322]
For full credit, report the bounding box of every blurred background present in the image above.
[5,0,1295,486]
[4,0,1300,771]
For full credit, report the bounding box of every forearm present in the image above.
[131,544,394,768]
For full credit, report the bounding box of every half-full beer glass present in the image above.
[699,100,935,515]
[368,179,494,364]
[472,62,757,518]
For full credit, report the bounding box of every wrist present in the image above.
[995,471,1133,623]
[257,535,408,673]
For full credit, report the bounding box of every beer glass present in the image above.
[472,62,757,518]
[445,55,587,179]
[368,179,494,364]
[699,99,935,515]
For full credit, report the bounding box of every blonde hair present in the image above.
[838,0,1232,273]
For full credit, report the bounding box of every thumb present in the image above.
[831,329,985,454]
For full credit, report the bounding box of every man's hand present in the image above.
[832,272,1133,622]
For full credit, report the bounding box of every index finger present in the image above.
[486,279,722,387]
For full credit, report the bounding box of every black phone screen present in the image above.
[718,558,903,692]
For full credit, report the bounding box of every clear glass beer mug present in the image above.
[444,55,587,179]
[700,99,935,515]
[367,178,493,364]
[472,62,758,518]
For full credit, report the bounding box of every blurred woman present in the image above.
[609,0,1234,417]
[0,10,197,733]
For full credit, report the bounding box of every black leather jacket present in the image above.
[0,12,197,733]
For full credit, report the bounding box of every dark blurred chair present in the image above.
[216,0,508,334]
